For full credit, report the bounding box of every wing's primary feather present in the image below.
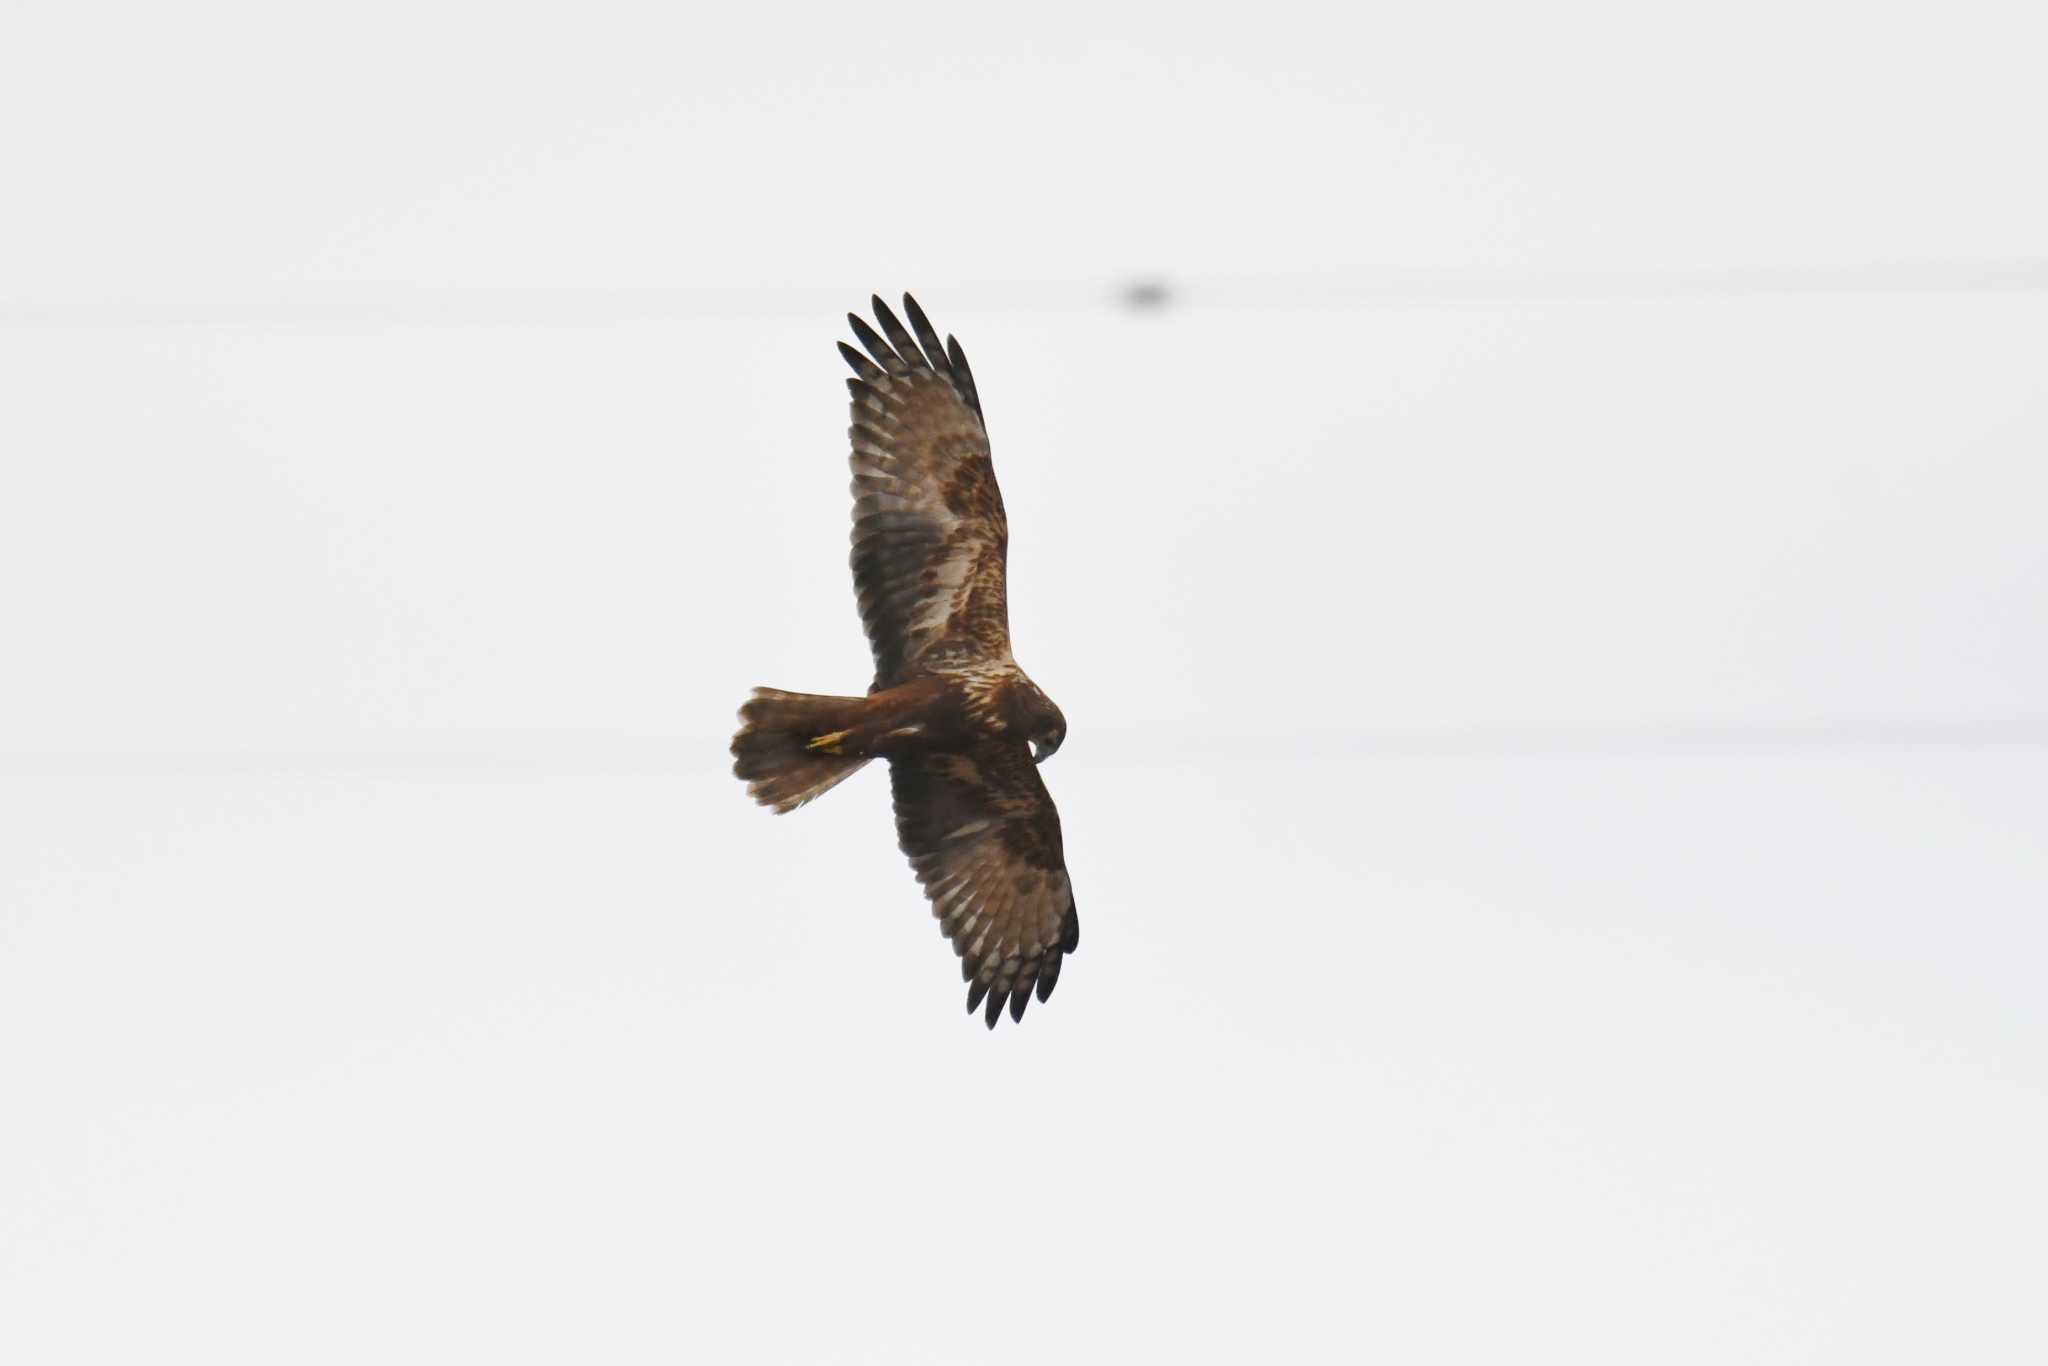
[889,741,1078,1030]
[870,296,928,372]
[900,294,950,374]
[944,335,982,422]
[843,294,1010,685]
[847,311,908,375]
[835,340,884,383]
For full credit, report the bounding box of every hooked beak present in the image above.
[1031,736,1061,765]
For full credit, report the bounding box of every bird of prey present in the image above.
[731,294,1078,1029]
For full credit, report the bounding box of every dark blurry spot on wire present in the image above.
[1122,280,1172,311]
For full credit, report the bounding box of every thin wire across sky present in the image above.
[2,258,2044,329]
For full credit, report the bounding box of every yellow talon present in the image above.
[807,730,851,754]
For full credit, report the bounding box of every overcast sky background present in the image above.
[3,3,2046,1362]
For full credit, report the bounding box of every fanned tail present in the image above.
[730,688,871,813]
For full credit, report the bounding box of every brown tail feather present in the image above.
[730,688,871,813]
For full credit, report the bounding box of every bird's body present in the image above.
[731,295,1078,1028]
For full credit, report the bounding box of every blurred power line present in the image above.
[3,719,2045,778]
[3,260,2046,330]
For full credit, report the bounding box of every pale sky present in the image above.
[3,3,2045,1362]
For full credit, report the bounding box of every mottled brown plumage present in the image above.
[730,294,1077,1029]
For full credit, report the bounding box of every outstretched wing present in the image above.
[889,740,1079,1028]
[841,294,1011,686]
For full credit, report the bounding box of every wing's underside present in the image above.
[889,741,1079,1028]
[842,295,1012,686]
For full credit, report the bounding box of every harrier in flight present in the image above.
[731,294,1078,1029]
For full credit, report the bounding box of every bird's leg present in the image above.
[806,730,852,755]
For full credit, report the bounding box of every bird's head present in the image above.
[1030,709,1067,765]
[1006,679,1067,765]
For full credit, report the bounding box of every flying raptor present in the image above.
[731,294,1078,1029]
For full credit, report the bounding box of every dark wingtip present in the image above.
[846,312,899,371]
[967,981,989,1014]
[1008,988,1029,1023]
[901,293,948,372]
[983,991,1003,1029]
[870,295,925,370]
[837,340,881,380]
[1035,956,1061,1003]
[1060,906,1080,954]
[945,334,983,420]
